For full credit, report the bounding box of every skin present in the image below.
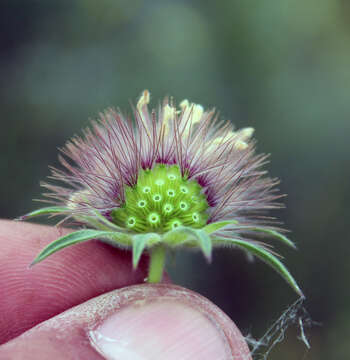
[0,220,252,359]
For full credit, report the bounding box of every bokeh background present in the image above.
[1,1,349,358]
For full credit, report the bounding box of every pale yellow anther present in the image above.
[212,131,236,145]
[212,127,254,148]
[136,90,151,137]
[180,100,204,137]
[234,140,249,150]
[67,189,90,209]
[163,104,175,123]
[180,99,203,124]
[137,90,150,111]
[179,99,189,110]
[236,127,254,141]
[191,104,204,125]
[162,104,176,136]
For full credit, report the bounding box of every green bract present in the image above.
[21,203,302,295]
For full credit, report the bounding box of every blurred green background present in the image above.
[1,1,349,358]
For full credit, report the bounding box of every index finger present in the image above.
[0,220,148,344]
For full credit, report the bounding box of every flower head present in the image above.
[20,90,302,296]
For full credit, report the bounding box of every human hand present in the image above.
[0,220,251,359]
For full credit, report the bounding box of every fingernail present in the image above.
[89,298,231,360]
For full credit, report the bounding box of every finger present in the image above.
[0,284,252,360]
[0,220,148,344]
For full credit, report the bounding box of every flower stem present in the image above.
[148,245,166,283]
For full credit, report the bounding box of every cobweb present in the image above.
[244,297,317,359]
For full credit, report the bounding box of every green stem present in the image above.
[148,245,166,283]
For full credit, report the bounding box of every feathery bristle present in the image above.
[45,91,282,239]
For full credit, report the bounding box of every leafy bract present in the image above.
[242,227,296,249]
[194,229,212,261]
[31,229,118,266]
[85,207,126,232]
[163,227,212,260]
[132,233,161,268]
[17,206,69,220]
[203,220,238,234]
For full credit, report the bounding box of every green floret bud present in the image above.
[111,164,209,233]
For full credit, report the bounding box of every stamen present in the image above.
[236,127,254,141]
[136,90,151,137]
[181,101,204,136]
[162,104,175,136]
[235,140,249,150]
[137,90,150,110]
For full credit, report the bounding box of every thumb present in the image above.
[0,284,251,360]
